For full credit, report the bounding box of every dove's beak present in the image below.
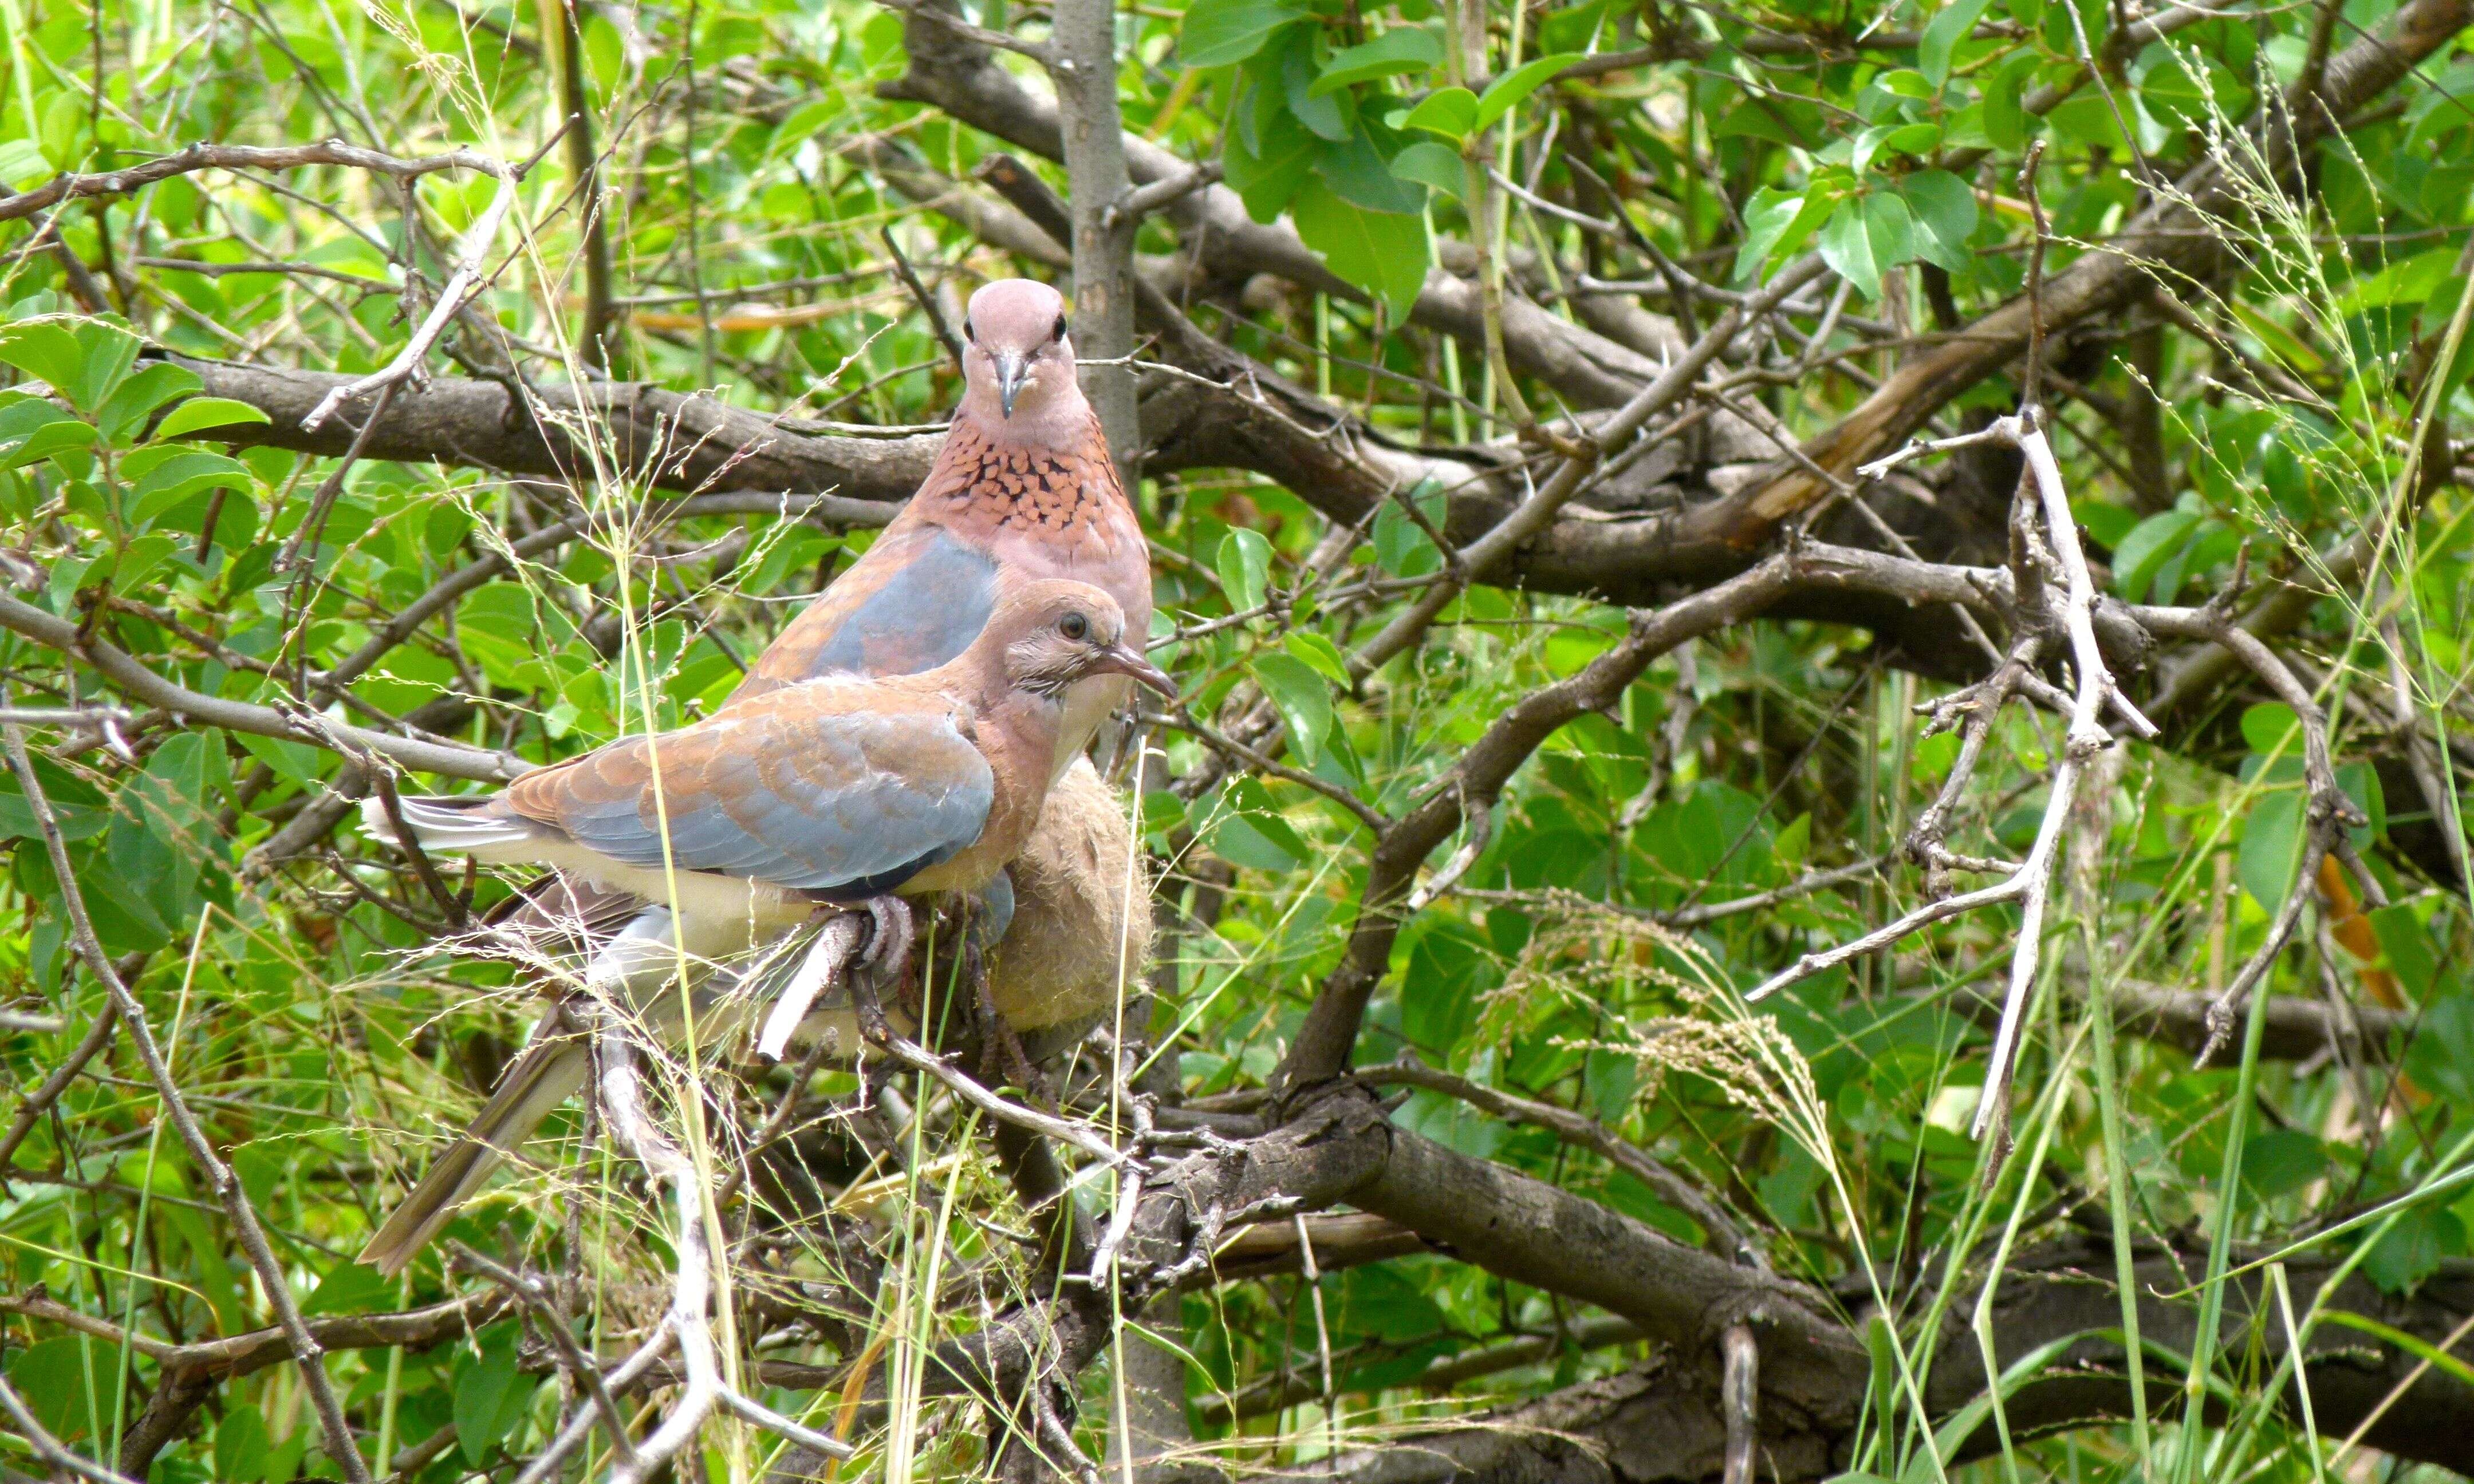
[1093,644,1177,700]
[994,351,1029,418]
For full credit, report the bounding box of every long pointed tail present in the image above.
[359,1028,590,1276]
[362,907,680,1275]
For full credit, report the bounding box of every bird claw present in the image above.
[858,896,915,976]
[967,940,1046,1099]
[851,897,914,1047]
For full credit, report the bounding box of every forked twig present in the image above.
[1758,409,2154,1143]
[592,1023,854,1483]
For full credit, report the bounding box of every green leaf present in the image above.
[1401,918,1490,1052]
[1290,177,1431,316]
[0,316,142,414]
[2241,1128,2327,1200]
[1854,120,1941,173]
[8,1336,103,1443]
[2239,702,2302,757]
[1315,128,1426,214]
[95,361,203,445]
[1179,0,1306,69]
[455,1323,536,1464]
[301,1260,392,1316]
[2361,1203,2459,1294]
[1473,52,1581,133]
[1282,629,1352,685]
[1983,52,2044,149]
[2369,903,2441,991]
[1734,186,1831,283]
[1252,649,1336,764]
[1217,527,1273,612]
[1309,26,1443,96]
[2133,41,2251,129]
[1919,0,1994,86]
[1281,38,1352,140]
[1898,169,1980,270]
[2111,507,2198,601]
[0,399,99,471]
[1860,191,1916,278]
[1401,86,1477,141]
[1820,198,1881,299]
[1389,139,1465,202]
[1202,777,1311,869]
[2339,247,2465,313]
[766,98,837,158]
[113,532,180,594]
[0,751,111,841]
[152,396,274,440]
[127,448,255,529]
[0,137,46,189]
[2044,94,2130,150]
[1713,97,1825,148]
[2236,788,2305,913]
[1373,482,1448,576]
[215,1407,274,1484]
[1223,102,1321,220]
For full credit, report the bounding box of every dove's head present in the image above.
[960,279,1082,428]
[975,580,1174,705]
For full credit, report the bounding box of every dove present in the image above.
[358,579,1173,1274]
[742,277,1152,749]
[483,278,1161,1044]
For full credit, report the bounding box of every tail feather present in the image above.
[361,792,539,857]
[359,1028,591,1277]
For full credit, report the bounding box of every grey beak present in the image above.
[995,352,1028,418]
[1093,644,1177,700]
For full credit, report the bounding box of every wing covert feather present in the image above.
[506,692,994,895]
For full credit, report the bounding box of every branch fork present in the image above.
[1760,407,2160,1142]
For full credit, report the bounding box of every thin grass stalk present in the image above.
[2089,965,2154,1471]
[2169,956,2276,1483]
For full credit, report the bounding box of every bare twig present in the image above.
[301,164,522,430]
[880,227,966,372]
[1348,257,1831,681]
[1755,411,2154,1142]
[592,1023,854,1484]
[1721,1322,1760,1484]
[446,1245,641,1469]
[0,139,510,223]
[1360,1056,1759,1268]
[0,1372,140,1484]
[0,592,527,780]
[0,1000,119,1177]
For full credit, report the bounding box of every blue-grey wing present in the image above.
[506,696,994,895]
[735,527,998,699]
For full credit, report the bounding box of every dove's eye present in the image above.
[1059,611,1089,641]
[963,318,977,343]
[1053,314,1068,344]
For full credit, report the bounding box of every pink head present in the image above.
[960,279,1082,429]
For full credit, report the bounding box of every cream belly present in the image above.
[479,835,817,954]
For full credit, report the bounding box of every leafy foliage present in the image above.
[1,0,2471,1478]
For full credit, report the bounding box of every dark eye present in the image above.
[1059,611,1089,641]
[963,317,976,343]
[1053,314,1068,344]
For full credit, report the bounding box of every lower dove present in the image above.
[358,580,1172,1274]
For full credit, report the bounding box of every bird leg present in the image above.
[944,893,1044,1099]
[967,932,1043,1097]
